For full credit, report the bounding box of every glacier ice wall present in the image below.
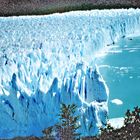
[0,9,140,138]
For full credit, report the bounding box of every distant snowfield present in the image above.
[0,9,140,138]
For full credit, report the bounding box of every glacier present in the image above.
[0,9,140,138]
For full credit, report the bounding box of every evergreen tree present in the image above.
[42,126,54,139]
[56,103,80,140]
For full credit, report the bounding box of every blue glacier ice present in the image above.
[0,9,140,138]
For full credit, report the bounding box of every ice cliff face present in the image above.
[0,9,140,138]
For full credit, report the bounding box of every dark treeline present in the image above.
[0,0,139,16]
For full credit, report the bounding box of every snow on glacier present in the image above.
[0,9,140,138]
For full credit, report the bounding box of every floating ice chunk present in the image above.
[129,50,136,53]
[111,99,123,105]
[98,65,111,69]
[129,76,133,79]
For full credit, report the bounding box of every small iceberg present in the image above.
[111,99,123,105]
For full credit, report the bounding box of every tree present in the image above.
[56,103,81,140]
[42,126,54,139]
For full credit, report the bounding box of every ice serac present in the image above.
[0,62,108,138]
[0,9,140,138]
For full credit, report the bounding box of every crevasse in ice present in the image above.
[0,9,140,138]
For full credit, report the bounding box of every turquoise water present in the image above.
[96,36,140,118]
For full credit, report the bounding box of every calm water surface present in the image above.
[96,36,140,118]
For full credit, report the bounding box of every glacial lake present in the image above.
[96,36,140,118]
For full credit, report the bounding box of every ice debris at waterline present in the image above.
[0,9,140,138]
